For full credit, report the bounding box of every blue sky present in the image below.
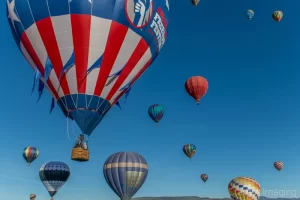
[1,0,300,200]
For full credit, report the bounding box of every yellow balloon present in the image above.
[228,177,260,200]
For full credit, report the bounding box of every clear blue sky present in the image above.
[1,0,300,200]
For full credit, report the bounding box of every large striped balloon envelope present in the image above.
[228,177,260,200]
[103,152,148,200]
[7,0,170,136]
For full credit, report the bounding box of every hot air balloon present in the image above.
[7,0,170,160]
[274,161,284,171]
[191,0,200,6]
[148,104,165,126]
[183,144,196,160]
[228,177,260,200]
[23,146,39,166]
[103,152,148,200]
[272,11,283,22]
[185,76,208,104]
[245,9,254,20]
[201,174,208,182]
[39,161,70,200]
[30,194,36,200]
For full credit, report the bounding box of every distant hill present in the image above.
[134,197,299,200]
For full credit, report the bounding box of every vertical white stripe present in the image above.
[51,15,77,95]
[109,48,152,103]
[100,28,141,99]
[86,17,111,95]
[25,24,64,98]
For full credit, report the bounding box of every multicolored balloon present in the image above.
[201,174,208,182]
[148,104,165,126]
[39,161,70,200]
[183,144,196,160]
[272,11,283,22]
[185,76,208,104]
[191,0,200,6]
[29,194,36,200]
[7,0,170,137]
[245,9,254,20]
[274,161,284,171]
[103,152,148,200]
[228,177,260,200]
[23,146,39,166]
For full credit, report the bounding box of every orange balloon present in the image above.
[185,76,208,104]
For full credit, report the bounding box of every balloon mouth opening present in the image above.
[57,94,111,118]
[68,109,105,135]
[57,94,112,135]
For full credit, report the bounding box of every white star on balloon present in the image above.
[7,0,20,31]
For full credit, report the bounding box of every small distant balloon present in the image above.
[228,177,260,200]
[191,0,200,6]
[201,174,208,182]
[185,76,208,104]
[274,161,284,171]
[29,194,36,200]
[183,144,196,160]
[23,146,39,166]
[148,104,165,126]
[245,9,254,20]
[272,11,283,22]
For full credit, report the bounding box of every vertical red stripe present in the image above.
[106,39,149,101]
[70,14,91,93]
[35,18,71,95]
[28,147,32,157]
[20,33,59,99]
[112,58,152,105]
[157,8,167,28]
[94,22,128,96]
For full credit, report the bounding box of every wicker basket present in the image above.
[71,147,89,162]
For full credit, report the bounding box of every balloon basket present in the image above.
[71,147,89,162]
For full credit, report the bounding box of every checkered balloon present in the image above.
[228,177,260,200]
[274,161,284,171]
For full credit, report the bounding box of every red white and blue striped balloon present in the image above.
[7,0,170,136]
